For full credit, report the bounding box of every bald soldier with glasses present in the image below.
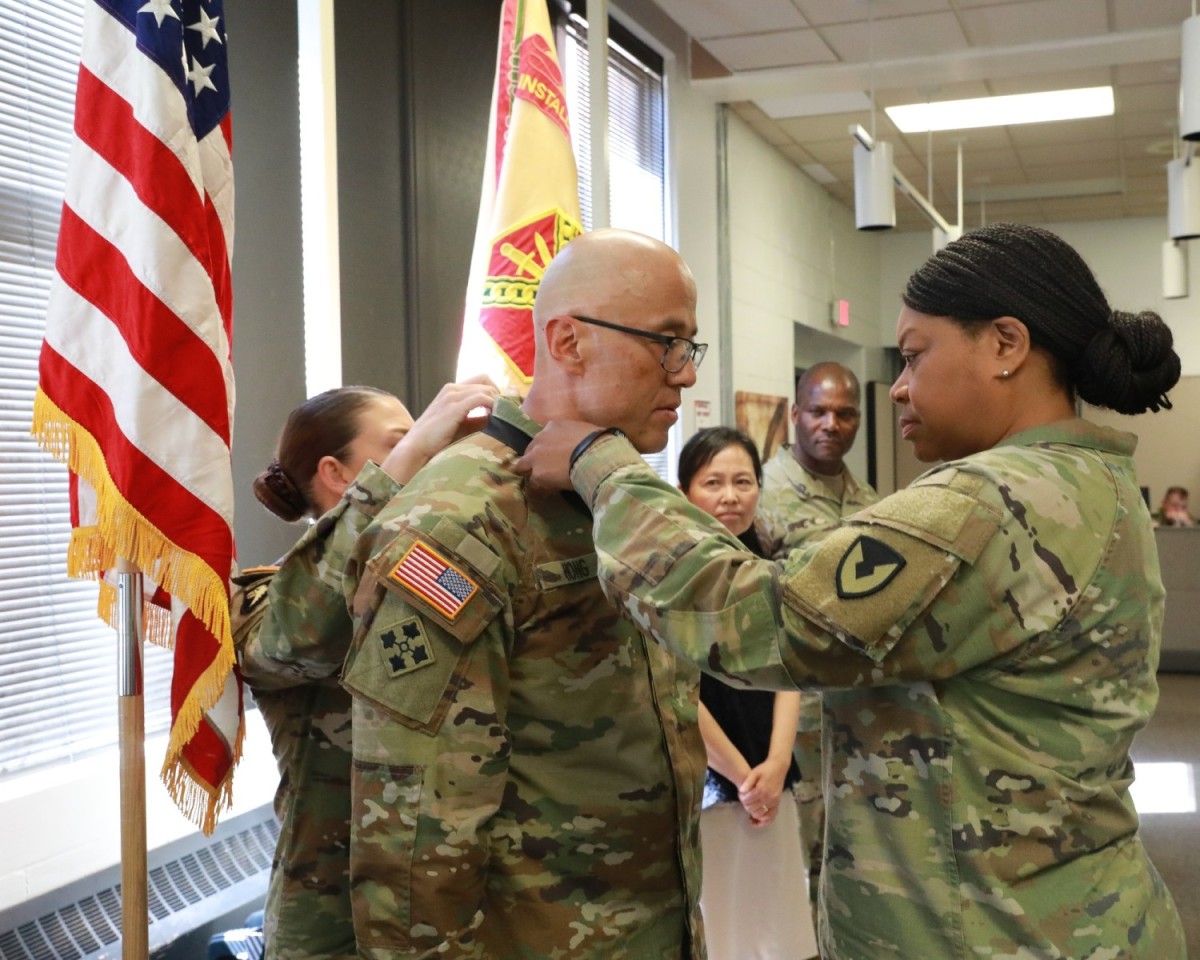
[333,229,711,959]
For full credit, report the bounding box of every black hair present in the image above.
[902,222,1180,415]
[678,426,763,492]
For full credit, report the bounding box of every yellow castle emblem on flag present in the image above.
[480,208,581,380]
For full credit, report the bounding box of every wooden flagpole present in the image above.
[116,558,149,960]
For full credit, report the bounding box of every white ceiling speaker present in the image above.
[1163,239,1188,300]
[1181,14,1200,141]
[1167,155,1200,240]
[853,140,895,230]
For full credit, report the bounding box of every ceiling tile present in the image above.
[791,0,952,26]
[797,138,858,164]
[986,67,1112,96]
[1116,81,1179,112]
[732,101,770,123]
[758,90,874,120]
[821,161,855,183]
[878,80,993,106]
[1006,115,1119,146]
[1038,194,1128,218]
[975,199,1048,221]
[691,39,733,79]
[650,0,808,39]
[1111,0,1191,31]
[704,27,838,70]
[1116,60,1180,86]
[1124,173,1169,195]
[950,146,1024,174]
[1022,159,1123,179]
[1121,134,1177,166]
[1118,110,1180,137]
[776,110,879,142]
[958,0,1108,47]
[896,124,1014,152]
[1122,156,1173,180]
[819,11,969,61]
[778,142,819,164]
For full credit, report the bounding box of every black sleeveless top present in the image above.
[701,525,801,808]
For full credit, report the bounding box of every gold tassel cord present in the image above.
[32,387,241,831]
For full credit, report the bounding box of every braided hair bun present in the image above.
[1075,310,1179,414]
[252,460,309,522]
[903,222,1180,415]
[254,385,393,522]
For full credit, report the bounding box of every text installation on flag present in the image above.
[458,0,583,394]
[31,0,239,833]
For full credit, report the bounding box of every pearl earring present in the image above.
[1001,370,1010,378]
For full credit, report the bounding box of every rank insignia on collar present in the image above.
[835,535,906,599]
[381,618,435,677]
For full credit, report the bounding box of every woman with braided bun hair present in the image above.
[518,223,1186,958]
[234,379,498,960]
[900,220,1179,426]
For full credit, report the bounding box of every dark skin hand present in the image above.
[514,419,604,491]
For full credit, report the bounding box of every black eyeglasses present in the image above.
[570,315,707,373]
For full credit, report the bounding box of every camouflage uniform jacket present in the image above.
[757,445,877,733]
[233,462,402,960]
[757,444,878,560]
[339,397,706,960]
[571,419,1186,960]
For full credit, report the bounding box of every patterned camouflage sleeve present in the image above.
[572,439,1014,689]
[753,482,791,560]
[341,503,518,959]
[237,461,401,691]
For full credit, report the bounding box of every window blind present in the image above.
[561,15,678,480]
[562,16,666,241]
[0,0,173,778]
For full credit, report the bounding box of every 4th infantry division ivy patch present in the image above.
[381,617,435,677]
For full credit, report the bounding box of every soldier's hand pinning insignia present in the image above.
[381,617,436,677]
[835,535,906,599]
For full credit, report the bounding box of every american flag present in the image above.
[389,543,479,621]
[32,0,239,833]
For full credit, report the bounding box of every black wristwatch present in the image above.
[568,427,626,473]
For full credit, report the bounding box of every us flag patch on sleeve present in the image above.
[388,542,479,621]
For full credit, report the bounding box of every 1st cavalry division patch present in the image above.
[836,535,906,599]
[388,541,479,620]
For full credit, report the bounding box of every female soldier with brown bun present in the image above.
[234,378,497,960]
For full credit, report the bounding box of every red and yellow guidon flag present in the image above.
[458,0,583,393]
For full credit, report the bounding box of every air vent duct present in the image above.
[0,806,277,960]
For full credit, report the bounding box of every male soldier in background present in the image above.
[338,229,708,958]
[756,361,877,924]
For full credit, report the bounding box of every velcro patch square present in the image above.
[388,542,478,621]
[380,617,436,677]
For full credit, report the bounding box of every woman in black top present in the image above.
[679,428,814,959]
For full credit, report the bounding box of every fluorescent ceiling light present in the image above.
[885,86,1114,133]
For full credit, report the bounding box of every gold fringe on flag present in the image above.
[32,386,240,833]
